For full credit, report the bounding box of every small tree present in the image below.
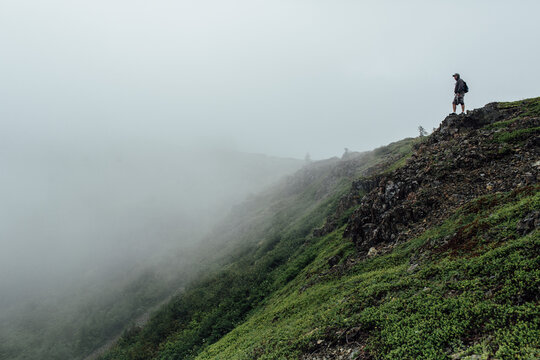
[418,125,427,137]
[304,153,311,163]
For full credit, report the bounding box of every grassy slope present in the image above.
[102,97,539,360]
[197,187,539,360]
[194,97,540,360]
[100,140,416,360]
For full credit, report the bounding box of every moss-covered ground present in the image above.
[195,186,539,360]
[101,97,539,360]
[499,97,540,118]
[100,138,420,360]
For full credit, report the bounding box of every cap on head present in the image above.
[453,73,460,78]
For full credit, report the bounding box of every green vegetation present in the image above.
[486,97,540,145]
[102,172,539,359]
[493,126,540,144]
[499,96,540,117]
[195,186,539,360]
[99,98,539,360]
[373,137,417,159]
[99,139,418,360]
[369,137,420,174]
[484,118,518,129]
[100,151,370,360]
[0,269,179,360]
[101,180,348,360]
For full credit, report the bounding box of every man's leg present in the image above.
[452,103,457,113]
[461,104,465,113]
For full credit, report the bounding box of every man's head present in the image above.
[453,73,460,80]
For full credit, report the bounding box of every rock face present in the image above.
[344,103,539,253]
[313,176,382,237]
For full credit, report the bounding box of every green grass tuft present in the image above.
[499,97,540,117]
[492,127,540,144]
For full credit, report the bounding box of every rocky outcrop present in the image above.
[313,176,382,237]
[344,103,539,255]
[435,103,505,137]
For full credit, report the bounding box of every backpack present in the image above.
[463,81,469,93]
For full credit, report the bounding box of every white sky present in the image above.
[1,0,539,159]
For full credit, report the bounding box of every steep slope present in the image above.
[102,97,538,360]
[98,140,417,360]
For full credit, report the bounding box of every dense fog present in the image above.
[0,140,302,360]
[0,140,301,312]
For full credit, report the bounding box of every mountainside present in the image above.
[0,151,304,360]
[102,98,539,360]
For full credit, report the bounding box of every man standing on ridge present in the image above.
[452,73,467,114]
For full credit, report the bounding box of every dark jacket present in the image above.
[454,78,466,94]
